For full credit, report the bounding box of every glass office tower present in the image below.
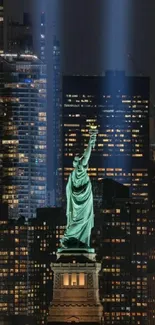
[0,54,47,219]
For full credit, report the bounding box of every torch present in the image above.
[89,124,98,149]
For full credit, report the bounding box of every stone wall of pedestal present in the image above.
[47,252,103,324]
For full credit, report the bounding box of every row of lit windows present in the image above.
[63,273,85,286]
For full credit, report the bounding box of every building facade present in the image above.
[91,180,147,325]
[0,207,64,325]
[0,204,10,319]
[62,72,149,204]
[148,272,155,325]
[0,205,29,319]
[0,54,47,219]
[28,208,65,325]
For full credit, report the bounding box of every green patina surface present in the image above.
[61,129,97,249]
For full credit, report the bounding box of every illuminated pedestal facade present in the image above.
[47,250,103,324]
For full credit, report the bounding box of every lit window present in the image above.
[79,273,85,286]
[63,273,69,286]
[71,273,77,286]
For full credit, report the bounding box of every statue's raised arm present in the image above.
[60,126,98,249]
[81,132,97,167]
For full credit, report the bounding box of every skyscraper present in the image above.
[29,207,65,325]
[0,207,64,325]
[0,54,47,219]
[62,72,149,204]
[148,168,155,325]
[0,206,29,320]
[148,271,155,325]
[92,180,147,325]
[0,204,10,322]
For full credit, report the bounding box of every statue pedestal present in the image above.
[47,250,103,324]
[57,247,96,262]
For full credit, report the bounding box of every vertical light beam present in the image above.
[102,0,132,71]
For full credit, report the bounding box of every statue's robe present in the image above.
[61,162,94,248]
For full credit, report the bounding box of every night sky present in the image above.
[6,0,155,77]
[61,0,155,101]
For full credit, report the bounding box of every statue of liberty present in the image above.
[61,127,97,249]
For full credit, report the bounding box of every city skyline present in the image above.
[62,73,149,199]
[4,1,155,78]
[1,1,155,325]
[3,0,155,199]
